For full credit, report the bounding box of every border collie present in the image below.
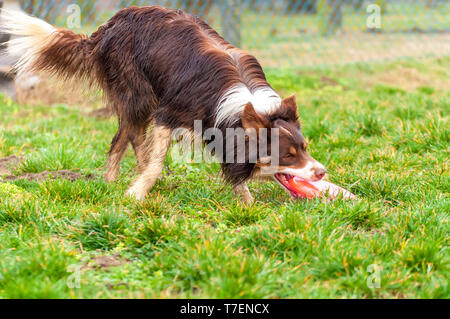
[2,6,326,203]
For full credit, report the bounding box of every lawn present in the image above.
[0,57,448,298]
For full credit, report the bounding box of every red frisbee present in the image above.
[275,174,356,200]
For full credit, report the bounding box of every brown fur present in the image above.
[26,6,274,186]
[12,6,325,201]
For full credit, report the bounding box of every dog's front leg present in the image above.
[233,182,254,205]
[126,125,172,200]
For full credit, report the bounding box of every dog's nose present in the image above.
[313,167,326,180]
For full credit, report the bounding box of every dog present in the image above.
[2,6,326,203]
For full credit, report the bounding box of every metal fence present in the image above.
[10,0,450,67]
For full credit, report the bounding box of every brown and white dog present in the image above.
[2,6,326,203]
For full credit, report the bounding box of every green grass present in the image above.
[0,57,448,298]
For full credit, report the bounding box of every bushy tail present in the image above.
[1,9,95,82]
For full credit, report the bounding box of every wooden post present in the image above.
[318,0,343,36]
[222,0,241,47]
[287,0,317,14]
[351,0,365,11]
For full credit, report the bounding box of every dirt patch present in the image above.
[87,107,113,119]
[1,156,95,182]
[83,254,131,271]
[371,66,450,91]
[320,76,340,87]
[1,170,94,182]
[0,156,22,176]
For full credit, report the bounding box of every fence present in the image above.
[8,0,450,67]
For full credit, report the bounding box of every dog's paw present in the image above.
[233,184,254,205]
[237,191,254,205]
[241,194,254,205]
[104,171,118,182]
[125,187,147,201]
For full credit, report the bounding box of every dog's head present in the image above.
[241,94,326,194]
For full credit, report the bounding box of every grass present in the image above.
[0,57,449,298]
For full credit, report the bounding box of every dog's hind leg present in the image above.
[105,121,130,182]
[129,123,148,172]
[126,124,172,200]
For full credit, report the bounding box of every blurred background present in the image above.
[0,0,449,101]
[9,0,450,66]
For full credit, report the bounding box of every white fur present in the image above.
[278,160,326,181]
[215,85,281,127]
[0,9,56,72]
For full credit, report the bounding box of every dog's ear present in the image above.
[280,94,298,121]
[242,102,271,131]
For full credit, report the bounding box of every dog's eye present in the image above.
[284,153,295,159]
[288,146,297,156]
